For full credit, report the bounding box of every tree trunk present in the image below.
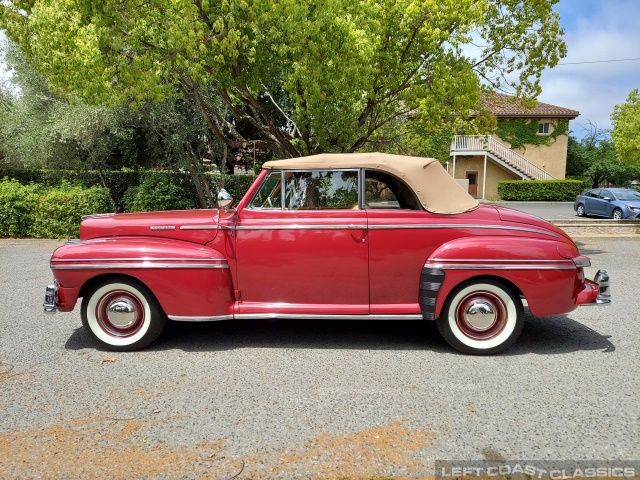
[96,167,118,212]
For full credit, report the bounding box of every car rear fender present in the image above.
[424,236,582,319]
[50,237,234,318]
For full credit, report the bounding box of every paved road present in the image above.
[1,239,637,479]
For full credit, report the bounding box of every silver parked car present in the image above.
[574,188,640,219]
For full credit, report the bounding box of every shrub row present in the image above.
[497,180,585,201]
[0,168,256,213]
[0,178,112,238]
[0,170,256,238]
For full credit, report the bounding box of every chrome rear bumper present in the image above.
[43,284,58,313]
[592,270,611,305]
[579,270,611,306]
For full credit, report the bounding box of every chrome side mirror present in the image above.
[217,188,233,210]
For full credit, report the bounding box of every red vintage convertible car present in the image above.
[44,153,610,354]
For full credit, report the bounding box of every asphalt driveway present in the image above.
[0,238,637,479]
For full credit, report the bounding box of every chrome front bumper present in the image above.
[43,283,58,313]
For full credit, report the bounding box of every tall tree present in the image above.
[611,88,640,165]
[0,39,224,207]
[1,0,567,159]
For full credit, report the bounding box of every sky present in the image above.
[1,0,638,140]
[537,0,640,138]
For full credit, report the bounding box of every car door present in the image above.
[583,189,601,215]
[597,190,615,217]
[234,169,369,316]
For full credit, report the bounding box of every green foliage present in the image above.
[125,174,194,212]
[565,135,593,178]
[30,183,112,238]
[611,89,640,165]
[497,180,585,201]
[0,178,111,238]
[495,119,568,150]
[0,167,256,212]
[0,178,40,237]
[1,0,567,159]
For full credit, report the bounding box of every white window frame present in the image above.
[537,122,551,135]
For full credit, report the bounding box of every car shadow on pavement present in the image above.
[64,312,614,355]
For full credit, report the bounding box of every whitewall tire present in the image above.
[81,278,167,351]
[436,280,523,355]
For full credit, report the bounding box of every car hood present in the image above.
[79,210,220,245]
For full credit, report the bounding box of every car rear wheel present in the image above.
[81,277,167,351]
[436,280,523,355]
[612,208,623,220]
[576,203,586,217]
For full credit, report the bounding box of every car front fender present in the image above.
[50,236,234,318]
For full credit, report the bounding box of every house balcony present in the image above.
[450,135,555,182]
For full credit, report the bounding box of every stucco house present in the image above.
[449,93,579,199]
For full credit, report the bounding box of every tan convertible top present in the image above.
[262,152,479,214]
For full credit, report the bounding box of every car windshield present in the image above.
[614,190,640,201]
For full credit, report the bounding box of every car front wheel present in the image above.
[436,280,523,355]
[81,277,167,351]
[576,203,586,216]
[612,208,623,220]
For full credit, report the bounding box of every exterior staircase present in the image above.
[450,135,555,181]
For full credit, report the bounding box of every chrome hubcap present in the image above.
[455,290,508,340]
[95,290,145,338]
[463,299,497,331]
[106,297,138,329]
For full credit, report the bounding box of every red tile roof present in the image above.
[480,92,579,119]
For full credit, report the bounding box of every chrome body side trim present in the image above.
[233,223,559,237]
[51,262,229,270]
[429,258,574,264]
[169,315,233,322]
[233,313,423,320]
[236,224,367,231]
[426,262,576,270]
[180,225,219,230]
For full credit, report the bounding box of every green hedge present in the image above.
[0,178,112,238]
[0,168,256,212]
[497,180,585,201]
[0,169,257,238]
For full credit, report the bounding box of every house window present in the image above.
[538,122,551,135]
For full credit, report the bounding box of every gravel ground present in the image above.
[0,238,638,479]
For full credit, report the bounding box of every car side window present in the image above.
[599,190,612,200]
[249,171,283,209]
[364,169,421,210]
[587,189,600,198]
[284,170,359,210]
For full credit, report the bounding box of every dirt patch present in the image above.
[1,418,437,479]
[0,416,223,479]
[0,362,27,383]
[246,421,436,479]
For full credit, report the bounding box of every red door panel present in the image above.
[235,209,369,314]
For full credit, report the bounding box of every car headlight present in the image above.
[626,205,640,212]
